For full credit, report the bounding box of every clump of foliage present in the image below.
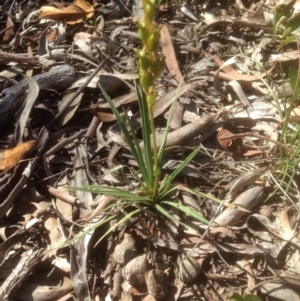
[273,3,300,47]
[68,0,234,242]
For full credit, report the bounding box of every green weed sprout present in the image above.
[66,0,234,245]
[273,3,300,48]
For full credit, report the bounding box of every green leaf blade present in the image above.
[159,146,201,196]
[99,84,151,187]
[161,200,210,225]
[69,185,152,201]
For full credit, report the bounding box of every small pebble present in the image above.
[145,269,168,299]
[122,254,150,286]
[178,254,201,283]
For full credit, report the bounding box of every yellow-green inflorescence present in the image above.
[135,0,162,112]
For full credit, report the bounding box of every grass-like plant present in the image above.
[67,0,243,244]
[252,44,300,204]
[271,65,300,203]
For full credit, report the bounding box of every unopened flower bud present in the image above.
[138,21,150,45]
[139,55,150,71]
[140,71,152,93]
[149,32,160,51]
[151,56,162,79]
[146,3,155,22]
[146,88,156,110]
[149,0,156,7]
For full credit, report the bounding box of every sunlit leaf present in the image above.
[159,146,201,196]
[283,11,300,38]
[155,204,200,234]
[56,213,118,249]
[69,185,152,201]
[104,199,153,211]
[275,4,293,26]
[136,81,154,186]
[160,200,210,225]
[280,35,296,47]
[96,209,141,243]
[289,66,299,94]
[99,85,151,187]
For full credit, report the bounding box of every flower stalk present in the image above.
[135,0,162,199]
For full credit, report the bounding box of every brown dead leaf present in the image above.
[210,54,270,82]
[74,0,94,18]
[140,111,221,155]
[169,101,184,130]
[209,226,236,241]
[242,149,264,157]
[3,16,14,42]
[39,0,94,25]
[214,186,265,226]
[240,259,256,292]
[217,129,234,151]
[0,140,35,171]
[46,29,58,43]
[97,110,124,122]
[160,24,185,83]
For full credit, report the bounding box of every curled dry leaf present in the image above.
[3,16,14,42]
[217,129,241,153]
[242,149,264,157]
[0,140,35,171]
[17,274,73,301]
[39,0,94,25]
[217,128,234,150]
[209,226,236,241]
[160,24,184,83]
[141,110,221,155]
[224,167,268,197]
[214,186,265,226]
[259,205,273,218]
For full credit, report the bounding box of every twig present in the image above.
[36,158,108,184]
[0,248,45,300]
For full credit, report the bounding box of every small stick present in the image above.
[36,158,107,184]
[45,128,87,157]
[48,186,82,206]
